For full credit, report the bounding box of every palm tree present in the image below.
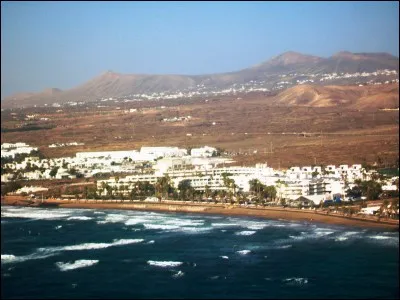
[380,199,389,219]
[156,175,172,200]
[249,179,263,199]
[204,185,211,199]
[222,173,236,199]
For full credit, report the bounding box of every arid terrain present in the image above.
[1,84,398,169]
[2,51,398,108]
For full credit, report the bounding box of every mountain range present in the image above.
[2,51,399,108]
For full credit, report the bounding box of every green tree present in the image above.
[358,180,382,200]
[249,179,263,198]
[178,179,195,201]
[222,173,236,198]
[156,175,172,200]
[204,185,211,199]
[49,166,59,178]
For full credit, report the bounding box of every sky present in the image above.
[1,1,399,98]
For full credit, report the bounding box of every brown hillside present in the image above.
[272,84,399,109]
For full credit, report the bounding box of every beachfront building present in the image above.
[276,180,310,201]
[140,147,187,159]
[76,150,139,160]
[190,146,217,158]
[97,163,279,195]
[2,142,388,204]
[154,157,194,176]
[97,174,160,196]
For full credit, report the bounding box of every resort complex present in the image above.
[1,142,398,218]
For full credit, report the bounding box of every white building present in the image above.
[76,150,139,160]
[191,146,217,158]
[1,143,38,158]
[140,147,187,159]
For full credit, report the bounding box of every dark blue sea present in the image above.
[1,205,399,299]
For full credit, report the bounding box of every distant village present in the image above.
[2,69,397,110]
[1,142,398,219]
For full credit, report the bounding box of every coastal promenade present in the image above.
[2,196,399,230]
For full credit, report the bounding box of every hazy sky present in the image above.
[1,1,399,98]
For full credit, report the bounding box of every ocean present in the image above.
[1,205,399,299]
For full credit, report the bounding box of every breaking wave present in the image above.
[283,277,308,285]
[67,216,93,221]
[172,270,184,278]
[235,230,256,236]
[1,252,58,265]
[37,239,144,253]
[236,250,251,255]
[143,224,180,230]
[369,235,391,240]
[56,259,99,271]
[147,260,183,268]
[1,208,72,220]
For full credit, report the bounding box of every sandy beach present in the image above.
[2,196,399,230]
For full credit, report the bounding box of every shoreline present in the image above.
[2,196,399,230]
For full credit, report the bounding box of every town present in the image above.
[1,142,398,219]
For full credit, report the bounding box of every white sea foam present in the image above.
[178,227,212,234]
[93,211,106,215]
[246,224,268,230]
[67,216,93,221]
[290,229,334,241]
[172,270,185,278]
[367,235,398,246]
[1,254,18,263]
[124,217,151,226]
[2,209,71,220]
[315,231,334,237]
[56,259,99,271]
[37,239,144,253]
[334,231,361,242]
[143,224,180,230]
[211,223,235,227]
[220,256,229,259]
[237,250,251,255]
[289,235,305,240]
[235,231,256,236]
[343,231,359,236]
[283,277,308,285]
[223,219,269,230]
[369,235,391,240]
[164,219,204,227]
[275,245,292,249]
[101,214,128,224]
[147,240,155,244]
[147,260,183,268]
[55,225,62,230]
[1,252,58,264]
